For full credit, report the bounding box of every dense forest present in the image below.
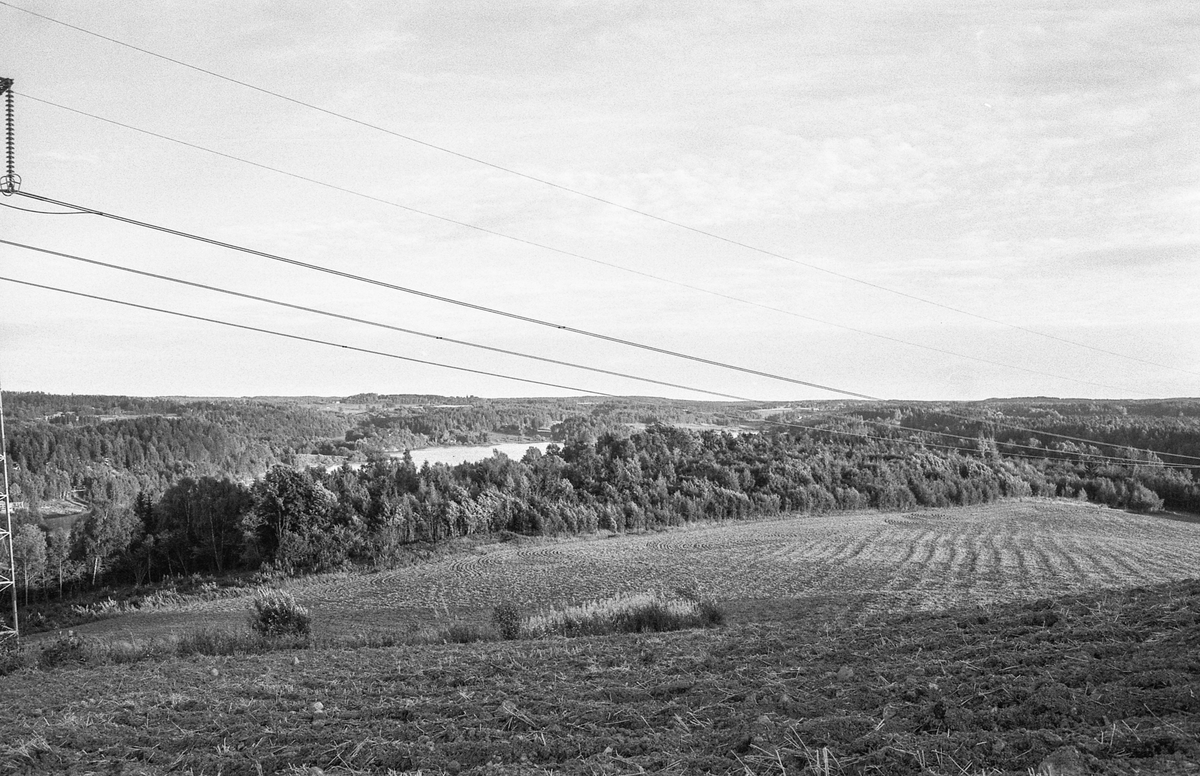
[4,393,353,510]
[2,393,757,511]
[4,394,1200,609]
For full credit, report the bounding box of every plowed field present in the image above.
[69,498,1200,640]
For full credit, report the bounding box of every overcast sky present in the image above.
[1,1,1196,401]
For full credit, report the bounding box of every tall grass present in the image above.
[20,591,725,672]
[523,591,725,638]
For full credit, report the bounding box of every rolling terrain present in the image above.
[4,499,1200,774]
[60,499,1200,641]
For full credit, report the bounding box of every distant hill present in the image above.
[6,391,1200,517]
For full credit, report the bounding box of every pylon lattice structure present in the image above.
[0,76,19,648]
[0,389,17,650]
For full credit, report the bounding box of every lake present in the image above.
[397,441,556,468]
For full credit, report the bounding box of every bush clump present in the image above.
[0,638,28,675]
[524,591,726,639]
[249,588,311,638]
[37,631,90,670]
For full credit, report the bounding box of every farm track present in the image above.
[68,499,1200,640]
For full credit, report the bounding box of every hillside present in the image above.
[7,393,1200,628]
[2,577,1197,775]
[52,500,1200,643]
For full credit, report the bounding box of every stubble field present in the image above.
[4,498,1200,775]
[66,498,1200,641]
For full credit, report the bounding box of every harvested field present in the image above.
[62,499,1200,641]
[4,578,1198,774]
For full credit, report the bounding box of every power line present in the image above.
[0,200,84,215]
[5,0,1194,379]
[15,93,1154,398]
[6,251,1180,470]
[15,191,1195,465]
[4,240,1192,466]
[14,190,880,401]
[0,275,621,397]
[0,237,755,402]
[5,225,1190,465]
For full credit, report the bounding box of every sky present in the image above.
[0,1,1197,402]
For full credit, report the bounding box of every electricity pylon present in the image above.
[0,76,19,650]
[0,385,16,650]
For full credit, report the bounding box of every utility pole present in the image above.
[0,76,18,652]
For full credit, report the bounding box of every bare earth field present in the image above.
[3,499,1199,775]
[64,498,1200,641]
[2,581,1198,774]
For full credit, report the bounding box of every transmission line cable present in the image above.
[0,238,755,402]
[0,253,1155,468]
[14,93,1153,398]
[2,248,1188,466]
[5,233,1187,465]
[8,235,1185,467]
[13,190,879,401]
[0,275,623,397]
[5,0,1193,379]
[0,200,85,215]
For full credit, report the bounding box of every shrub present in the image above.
[249,588,311,638]
[37,631,90,669]
[0,639,27,676]
[1127,483,1164,513]
[492,601,523,640]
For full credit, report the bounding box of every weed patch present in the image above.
[523,591,726,638]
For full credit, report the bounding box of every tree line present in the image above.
[11,419,1198,605]
[2,392,762,513]
[5,397,352,511]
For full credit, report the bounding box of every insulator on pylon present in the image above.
[1,83,17,195]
